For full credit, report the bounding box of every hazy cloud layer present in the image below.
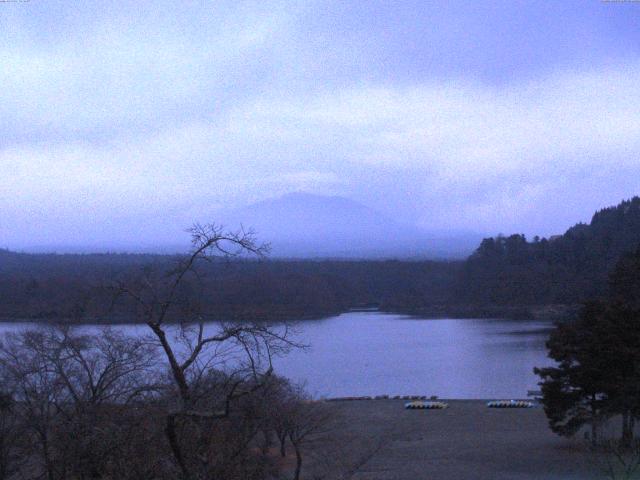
[2,1,640,250]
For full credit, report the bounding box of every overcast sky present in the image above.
[2,0,640,251]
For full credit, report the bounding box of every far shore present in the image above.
[0,303,579,325]
[383,303,580,321]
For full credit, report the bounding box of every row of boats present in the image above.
[404,399,535,409]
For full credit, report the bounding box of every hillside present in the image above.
[455,197,640,306]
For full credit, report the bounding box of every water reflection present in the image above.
[0,312,554,399]
[273,313,554,399]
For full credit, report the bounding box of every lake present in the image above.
[0,312,554,399]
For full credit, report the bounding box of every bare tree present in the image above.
[0,390,23,480]
[111,224,299,479]
[0,329,68,480]
[0,326,161,480]
[0,225,305,480]
[286,397,334,480]
[263,379,335,480]
[263,376,298,458]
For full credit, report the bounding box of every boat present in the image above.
[405,400,448,409]
[486,400,534,408]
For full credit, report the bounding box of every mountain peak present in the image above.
[217,193,478,259]
[254,192,373,212]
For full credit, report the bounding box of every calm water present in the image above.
[0,312,554,399]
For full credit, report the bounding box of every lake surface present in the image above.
[0,312,554,399]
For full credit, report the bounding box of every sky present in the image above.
[2,0,640,251]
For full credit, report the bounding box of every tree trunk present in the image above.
[279,434,286,457]
[40,432,56,480]
[149,324,191,407]
[261,430,272,455]
[293,443,302,480]
[622,411,633,446]
[153,325,194,479]
[166,414,191,480]
[590,396,598,447]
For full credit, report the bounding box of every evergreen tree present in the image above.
[536,247,640,444]
[459,197,640,306]
[609,246,640,309]
[534,302,610,443]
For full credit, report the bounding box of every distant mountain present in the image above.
[219,192,479,259]
[456,196,640,306]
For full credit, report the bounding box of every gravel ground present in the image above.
[307,399,604,480]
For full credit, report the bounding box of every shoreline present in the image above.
[323,395,539,402]
[381,303,580,321]
[0,303,578,325]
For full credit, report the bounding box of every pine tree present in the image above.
[534,302,610,443]
[535,247,640,444]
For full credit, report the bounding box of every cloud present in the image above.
[257,171,346,196]
[2,1,640,248]
[217,63,640,232]
[3,61,640,245]
[0,2,294,140]
[246,63,640,177]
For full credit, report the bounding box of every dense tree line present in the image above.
[457,197,640,306]
[0,249,459,323]
[3,197,640,322]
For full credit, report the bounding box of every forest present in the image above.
[456,197,640,306]
[2,196,640,323]
[0,250,459,322]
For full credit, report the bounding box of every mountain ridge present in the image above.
[219,192,479,259]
